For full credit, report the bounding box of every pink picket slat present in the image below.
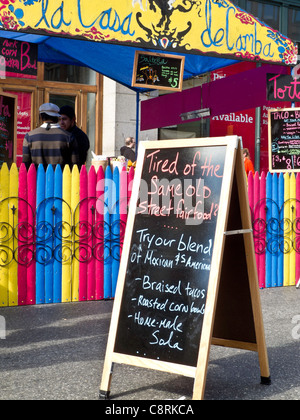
[128,167,135,203]
[17,164,28,306]
[247,171,254,214]
[253,172,260,281]
[87,166,97,301]
[258,172,266,289]
[95,166,105,300]
[79,166,88,301]
[26,164,36,305]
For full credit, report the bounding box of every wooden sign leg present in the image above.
[235,144,271,385]
[193,141,270,400]
[99,358,114,400]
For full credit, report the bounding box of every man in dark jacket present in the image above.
[23,103,79,170]
[120,137,136,162]
[59,105,90,168]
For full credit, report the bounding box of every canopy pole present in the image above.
[255,106,261,173]
[135,92,139,159]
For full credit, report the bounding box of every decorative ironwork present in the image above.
[4,194,299,269]
[252,198,300,256]
[0,196,125,267]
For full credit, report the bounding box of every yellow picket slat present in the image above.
[62,165,72,303]
[0,164,9,307]
[8,164,19,306]
[71,165,80,302]
[283,173,290,287]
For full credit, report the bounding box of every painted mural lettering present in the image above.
[202,0,274,59]
[0,0,296,65]
[77,0,135,36]
[34,0,135,36]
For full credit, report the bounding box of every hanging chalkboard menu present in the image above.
[0,37,38,79]
[268,108,300,172]
[100,137,270,400]
[0,93,17,167]
[132,51,185,91]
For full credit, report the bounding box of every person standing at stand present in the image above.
[243,148,255,176]
[59,105,90,168]
[22,103,79,170]
[120,137,136,162]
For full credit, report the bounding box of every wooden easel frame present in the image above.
[100,136,270,400]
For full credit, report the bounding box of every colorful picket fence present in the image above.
[248,171,300,289]
[0,163,135,307]
[0,164,298,308]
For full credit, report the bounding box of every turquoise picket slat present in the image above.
[104,166,113,299]
[45,165,54,304]
[36,165,46,304]
[112,167,120,298]
[265,172,272,288]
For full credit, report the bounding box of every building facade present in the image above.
[0,0,299,168]
[136,0,300,172]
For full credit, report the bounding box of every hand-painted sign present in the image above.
[267,74,300,102]
[132,51,185,91]
[0,0,297,66]
[0,37,37,79]
[0,93,17,167]
[268,108,300,172]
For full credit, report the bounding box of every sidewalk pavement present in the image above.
[0,287,299,400]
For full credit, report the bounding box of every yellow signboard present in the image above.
[0,0,297,65]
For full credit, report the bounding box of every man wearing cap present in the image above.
[59,105,90,168]
[22,103,79,169]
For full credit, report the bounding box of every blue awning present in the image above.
[0,29,239,91]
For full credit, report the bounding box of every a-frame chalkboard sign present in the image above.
[100,136,270,400]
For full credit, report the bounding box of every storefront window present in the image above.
[159,120,209,140]
[44,64,96,85]
[288,8,300,42]
[245,0,280,31]
[49,94,76,110]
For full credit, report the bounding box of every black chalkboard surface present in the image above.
[114,145,225,367]
[100,137,270,400]
[0,93,17,167]
[268,108,300,172]
[132,51,185,91]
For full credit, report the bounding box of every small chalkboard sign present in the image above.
[132,51,185,91]
[268,108,300,172]
[0,92,17,168]
[100,137,270,400]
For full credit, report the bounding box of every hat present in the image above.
[60,105,75,119]
[39,103,61,117]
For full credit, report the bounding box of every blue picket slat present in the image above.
[54,165,63,303]
[36,165,46,304]
[271,173,278,288]
[278,173,285,287]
